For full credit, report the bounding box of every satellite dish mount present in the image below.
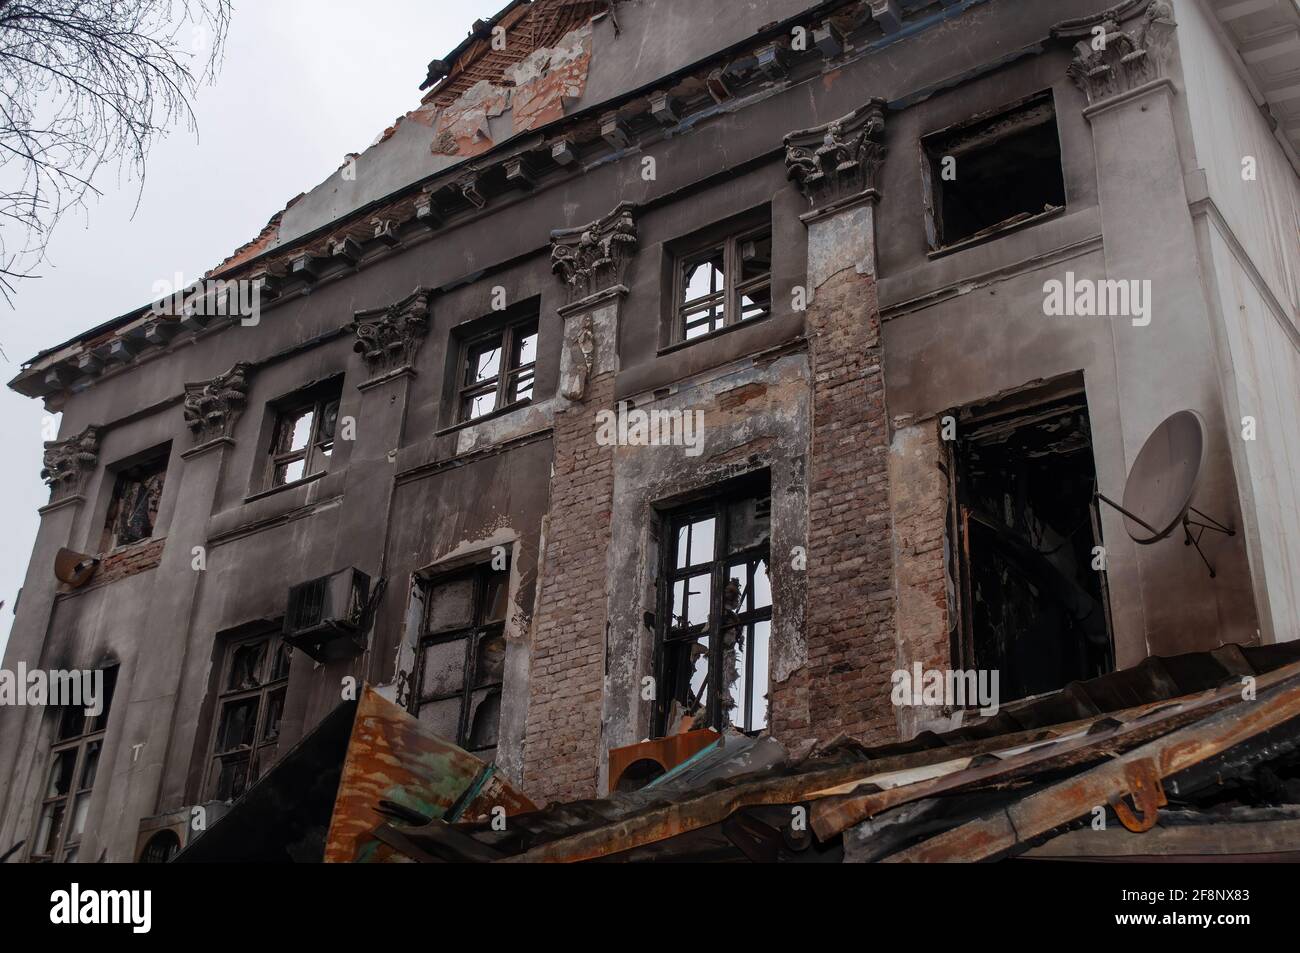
[1096,411,1235,578]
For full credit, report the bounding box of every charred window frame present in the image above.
[456,314,538,424]
[673,225,773,343]
[101,450,169,551]
[30,665,118,862]
[266,380,342,489]
[204,634,292,802]
[921,91,1066,253]
[654,481,772,737]
[413,561,509,761]
[946,385,1114,703]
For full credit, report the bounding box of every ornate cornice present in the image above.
[42,425,101,500]
[784,99,887,210]
[550,202,638,304]
[1059,0,1177,107]
[350,287,433,378]
[183,362,252,444]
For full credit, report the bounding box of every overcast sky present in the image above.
[0,0,504,659]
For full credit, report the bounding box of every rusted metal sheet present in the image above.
[324,686,534,863]
[608,729,720,792]
[810,660,1300,841]
[883,669,1300,862]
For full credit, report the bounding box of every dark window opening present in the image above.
[102,453,168,551]
[31,664,118,863]
[139,830,181,863]
[951,390,1113,704]
[924,92,1066,250]
[413,559,509,759]
[457,313,538,423]
[655,477,772,737]
[267,380,342,489]
[205,634,291,801]
[675,226,772,343]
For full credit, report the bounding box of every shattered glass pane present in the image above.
[275,459,306,486]
[421,638,467,698]
[741,284,771,322]
[45,749,75,798]
[79,740,100,791]
[727,497,770,553]
[685,517,715,567]
[682,248,725,306]
[513,326,538,369]
[288,410,314,453]
[216,698,259,752]
[468,338,503,385]
[35,801,64,855]
[686,636,710,720]
[228,642,265,691]
[466,389,498,420]
[427,576,475,632]
[672,573,711,629]
[473,633,506,688]
[467,688,501,750]
[721,620,744,730]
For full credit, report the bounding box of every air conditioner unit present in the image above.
[135,801,229,863]
[283,567,371,661]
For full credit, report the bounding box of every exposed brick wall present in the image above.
[82,538,166,590]
[801,268,897,746]
[521,372,614,804]
[889,419,955,739]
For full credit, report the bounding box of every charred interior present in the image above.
[952,388,1113,703]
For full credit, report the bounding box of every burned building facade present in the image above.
[2,0,1299,862]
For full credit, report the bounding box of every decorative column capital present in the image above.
[550,202,638,305]
[784,99,887,212]
[1056,0,1177,107]
[183,362,252,444]
[41,424,101,500]
[350,286,433,379]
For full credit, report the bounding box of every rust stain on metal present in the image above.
[1108,759,1166,833]
[324,686,534,863]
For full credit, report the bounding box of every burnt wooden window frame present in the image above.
[920,89,1067,255]
[943,382,1116,697]
[265,380,343,490]
[100,448,170,552]
[30,665,118,863]
[412,559,509,756]
[653,486,773,738]
[455,313,539,425]
[672,223,773,344]
[203,633,292,802]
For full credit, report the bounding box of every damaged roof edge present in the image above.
[11,0,858,382]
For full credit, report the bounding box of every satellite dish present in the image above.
[54,548,99,588]
[1098,410,1234,576]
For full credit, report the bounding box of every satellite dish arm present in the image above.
[1095,492,1160,538]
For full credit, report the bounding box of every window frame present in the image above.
[653,490,772,738]
[203,633,292,802]
[100,451,169,552]
[672,224,773,345]
[30,665,118,863]
[265,385,342,490]
[412,561,509,756]
[456,315,539,425]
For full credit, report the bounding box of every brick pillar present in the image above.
[784,101,897,746]
[523,204,636,803]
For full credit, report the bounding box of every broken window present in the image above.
[923,91,1066,250]
[457,314,538,423]
[675,225,772,342]
[655,479,772,737]
[139,830,181,864]
[414,560,509,760]
[206,635,292,801]
[950,387,1113,703]
[31,665,118,862]
[267,380,342,488]
[101,451,168,551]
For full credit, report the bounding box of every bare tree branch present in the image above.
[0,0,232,306]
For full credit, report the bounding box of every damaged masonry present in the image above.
[2,0,1300,866]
